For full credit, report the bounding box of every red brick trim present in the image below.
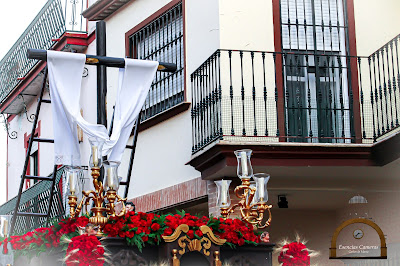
[272,0,286,142]
[87,30,96,45]
[7,114,16,122]
[128,177,206,212]
[345,0,362,143]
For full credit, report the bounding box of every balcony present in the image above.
[190,34,400,156]
[0,0,87,113]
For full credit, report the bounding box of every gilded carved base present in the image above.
[162,224,226,265]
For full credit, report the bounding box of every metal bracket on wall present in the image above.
[18,94,35,123]
[0,112,17,139]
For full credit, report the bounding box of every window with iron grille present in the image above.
[129,2,184,122]
[280,0,353,143]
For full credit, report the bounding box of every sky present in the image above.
[0,0,48,205]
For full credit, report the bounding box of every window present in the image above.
[129,2,184,121]
[280,0,352,143]
[281,0,347,52]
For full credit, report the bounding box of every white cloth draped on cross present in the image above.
[47,50,158,166]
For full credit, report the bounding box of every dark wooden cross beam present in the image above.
[26,48,177,72]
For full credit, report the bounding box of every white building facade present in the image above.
[1,0,400,264]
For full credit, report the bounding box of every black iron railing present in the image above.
[366,34,400,141]
[191,45,400,153]
[0,0,87,104]
[0,168,65,234]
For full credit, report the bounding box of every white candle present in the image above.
[220,180,227,206]
[69,172,76,194]
[240,151,248,176]
[257,178,265,201]
[3,219,8,236]
[107,168,114,190]
[92,145,98,167]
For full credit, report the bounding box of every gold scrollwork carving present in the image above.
[178,236,190,255]
[163,224,190,242]
[201,238,211,256]
[163,224,227,260]
[200,225,227,245]
[178,236,213,257]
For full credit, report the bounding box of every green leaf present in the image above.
[131,235,145,252]
[176,209,186,217]
[224,242,237,249]
[244,240,258,246]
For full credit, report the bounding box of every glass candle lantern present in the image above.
[89,137,105,168]
[215,179,232,208]
[103,161,120,191]
[253,173,270,203]
[0,215,12,237]
[234,149,253,179]
[66,166,83,196]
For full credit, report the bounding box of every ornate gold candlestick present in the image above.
[68,195,77,218]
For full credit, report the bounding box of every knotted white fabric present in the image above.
[47,50,158,165]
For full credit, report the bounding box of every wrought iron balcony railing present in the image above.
[366,34,400,141]
[0,168,65,234]
[191,38,400,154]
[0,0,87,105]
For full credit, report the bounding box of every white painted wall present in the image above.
[219,0,275,52]
[353,0,400,56]
[185,0,221,83]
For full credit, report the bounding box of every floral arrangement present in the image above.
[64,234,105,266]
[104,210,260,250]
[0,216,89,258]
[275,235,318,266]
[0,211,261,261]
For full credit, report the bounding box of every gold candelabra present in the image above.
[67,139,127,235]
[216,150,272,229]
[219,177,272,229]
[68,167,127,235]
